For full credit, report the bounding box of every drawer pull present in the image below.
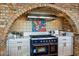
[17,42,22,43]
[63,39,66,40]
[64,42,66,47]
[18,46,21,50]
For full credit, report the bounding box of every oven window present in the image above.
[32,46,48,56]
[37,47,46,53]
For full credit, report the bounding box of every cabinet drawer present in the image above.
[58,38,73,44]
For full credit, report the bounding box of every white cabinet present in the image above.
[6,37,30,56]
[58,36,73,56]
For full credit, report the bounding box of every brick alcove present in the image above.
[0,4,78,55]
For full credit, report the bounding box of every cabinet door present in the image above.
[63,43,73,56]
[7,39,21,56]
[58,43,64,56]
[58,42,73,56]
[19,46,29,56]
[8,43,18,56]
[16,39,30,56]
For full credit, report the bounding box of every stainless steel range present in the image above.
[30,35,58,56]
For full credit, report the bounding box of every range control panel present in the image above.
[30,35,58,45]
[31,39,58,44]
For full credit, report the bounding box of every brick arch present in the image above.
[4,4,78,38]
[0,4,78,56]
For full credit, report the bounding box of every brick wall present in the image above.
[74,34,79,56]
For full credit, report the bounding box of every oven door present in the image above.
[31,45,48,56]
[49,44,58,56]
